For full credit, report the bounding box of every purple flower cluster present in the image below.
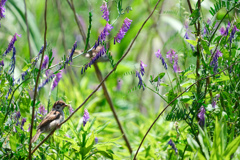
[229,25,239,43]
[38,73,55,91]
[52,71,62,90]
[140,60,147,76]
[0,60,4,67]
[81,46,106,74]
[100,1,109,21]
[184,32,195,51]
[5,87,12,99]
[69,106,74,114]
[21,70,28,81]
[168,139,178,154]
[8,46,16,74]
[166,49,179,72]
[219,22,230,36]
[38,105,47,116]
[3,33,21,56]
[0,0,7,20]
[21,118,26,130]
[212,94,220,109]
[14,111,26,131]
[136,61,147,90]
[94,23,113,49]
[114,18,132,44]
[65,41,77,67]
[41,55,49,69]
[83,109,90,126]
[198,106,205,127]
[95,137,98,144]
[136,71,145,90]
[210,50,223,73]
[155,49,167,69]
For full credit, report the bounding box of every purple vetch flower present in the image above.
[229,25,239,43]
[27,124,31,132]
[184,32,195,51]
[0,60,4,66]
[21,70,28,81]
[5,87,12,99]
[14,111,21,126]
[173,54,179,73]
[38,105,47,115]
[210,50,223,73]
[168,139,178,154]
[94,23,113,49]
[155,50,167,69]
[114,18,132,44]
[117,78,122,90]
[166,49,176,64]
[81,46,107,74]
[21,118,26,130]
[0,0,7,20]
[38,73,55,91]
[219,27,226,35]
[65,41,77,67]
[212,100,216,109]
[167,49,180,72]
[3,33,21,56]
[83,109,90,126]
[212,94,220,108]
[157,77,161,87]
[136,71,145,90]
[8,46,16,74]
[140,61,147,76]
[52,71,62,90]
[41,55,49,69]
[95,137,98,144]
[100,1,109,21]
[198,106,205,127]
[207,19,211,25]
[220,22,231,36]
[69,106,74,114]
[65,134,71,138]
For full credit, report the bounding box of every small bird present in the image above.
[31,100,69,143]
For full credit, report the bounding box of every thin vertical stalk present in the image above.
[23,0,32,60]
[28,0,48,159]
[69,0,133,154]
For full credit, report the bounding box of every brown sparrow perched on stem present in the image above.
[31,100,69,143]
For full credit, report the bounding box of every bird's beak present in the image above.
[64,104,70,108]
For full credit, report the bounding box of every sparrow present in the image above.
[31,100,69,143]
[69,45,110,62]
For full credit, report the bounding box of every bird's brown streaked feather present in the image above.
[37,110,61,130]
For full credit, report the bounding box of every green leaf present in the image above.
[189,9,200,25]
[201,40,211,55]
[223,135,240,159]
[96,122,109,134]
[185,39,197,46]
[187,135,200,151]
[0,112,4,129]
[10,134,18,152]
[22,63,31,71]
[96,150,113,159]
[213,74,230,83]
[153,73,165,82]
[19,93,31,117]
[82,132,95,157]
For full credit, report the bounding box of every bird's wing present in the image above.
[37,110,61,130]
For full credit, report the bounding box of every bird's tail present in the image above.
[31,130,41,143]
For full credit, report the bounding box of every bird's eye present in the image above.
[57,106,60,109]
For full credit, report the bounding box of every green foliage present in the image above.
[1,0,240,159]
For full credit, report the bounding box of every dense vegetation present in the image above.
[1,0,240,159]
